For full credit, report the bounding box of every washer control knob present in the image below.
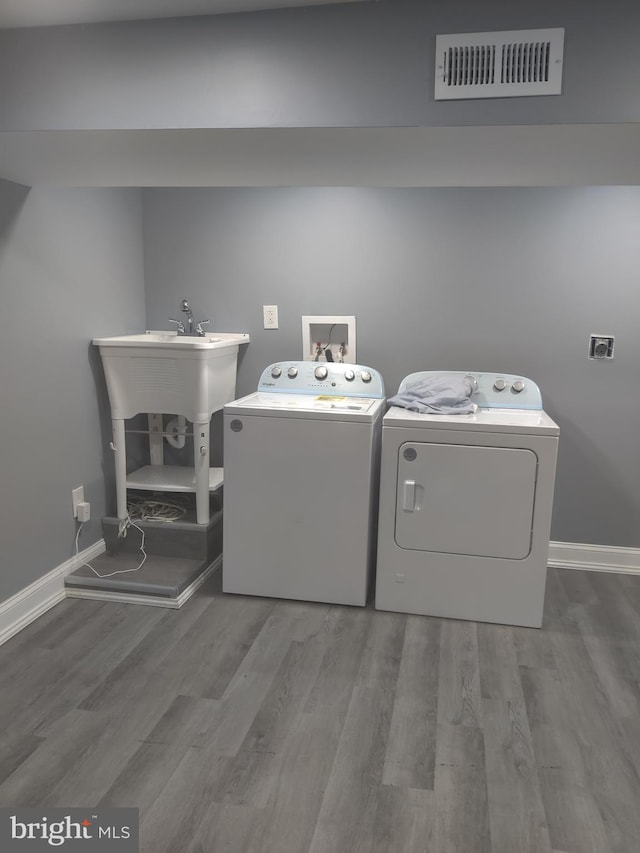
[493,378,507,391]
[361,371,372,383]
[287,366,298,379]
[314,366,328,381]
[344,369,355,381]
[271,366,282,378]
[512,379,525,393]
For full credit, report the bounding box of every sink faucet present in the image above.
[169,300,211,336]
[180,299,195,335]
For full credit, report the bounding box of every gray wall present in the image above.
[0,182,146,602]
[142,186,640,549]
[1,0,640,131]
[1,0,639,606]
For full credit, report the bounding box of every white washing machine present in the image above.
[223,361,385,606]
[375,371,559,628]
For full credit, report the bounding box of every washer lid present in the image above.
[225,392,385,422]
[383,405,559,436]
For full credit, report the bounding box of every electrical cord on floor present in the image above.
[74,497,188,579]
[75,515,148,579]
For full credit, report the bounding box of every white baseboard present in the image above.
[0,539,106,647]
[549,541,640,576]
[65,555,222,609]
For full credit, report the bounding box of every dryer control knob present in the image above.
[512,379,525,393]
[287,367,298,379]
[465,375,479,393]
[314,366,328,381]
[271,366,282,378]
[361,371,372,383]
[493,378,507,391]
[344,369,355,381]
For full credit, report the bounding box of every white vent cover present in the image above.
[435,28,564,100]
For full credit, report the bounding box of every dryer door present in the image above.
[395,442,537,559]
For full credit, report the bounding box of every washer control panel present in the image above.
[258,361,385,398]
[396,371,543,410]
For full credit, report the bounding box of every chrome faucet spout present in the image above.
[180,299,194,335]
[174,299,211,335]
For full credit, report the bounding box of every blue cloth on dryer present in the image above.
[388,374,476,414]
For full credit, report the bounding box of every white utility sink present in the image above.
[93,329,250,525]
[93,330,250,421]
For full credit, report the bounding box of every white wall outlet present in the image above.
[263,305,279,330]
[72,485,85,518]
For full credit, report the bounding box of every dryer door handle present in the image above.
[402,479,416,511]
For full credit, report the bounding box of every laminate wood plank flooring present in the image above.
[1,567,640,852]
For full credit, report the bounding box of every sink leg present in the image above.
[112,418,127,520]
[194,420,210,525]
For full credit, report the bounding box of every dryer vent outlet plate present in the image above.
[589,335,614,359]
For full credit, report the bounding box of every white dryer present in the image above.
[223,361,385,606]
[375,371,559,628]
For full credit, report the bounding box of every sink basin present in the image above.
[94,330,250,421]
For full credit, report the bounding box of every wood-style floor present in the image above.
[1,567,639,853]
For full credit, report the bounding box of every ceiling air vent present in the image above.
[435,28,564,100]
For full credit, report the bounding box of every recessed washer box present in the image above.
[302,315,356,362]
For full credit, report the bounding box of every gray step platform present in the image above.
[68,496,224,607]
[102,507,223,563]
[65,552,207,597]
[64,551,220,608]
